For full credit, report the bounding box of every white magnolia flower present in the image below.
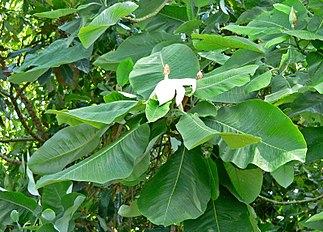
[150,64,200,106]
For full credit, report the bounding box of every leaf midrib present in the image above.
[163,148,185,225]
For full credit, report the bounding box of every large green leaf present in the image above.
[245,71,272,93]
[78,2,138,48]
[28,124,106,175]
[48,100,139,128]
[284,30,323,41]
[192,34,265,53]
[221,162,263,204]
[184,192,256,231]
[205,158,220,200]
[36,123,150,188]
[176,113,261,150]
[205,99,307,172]
[137,147,210,226]
[129,43,200,99]
[0,191,38,226]
[194,65,259,100]
[34,8,77,19]
[8,39,92,84]
[94,32,180,70]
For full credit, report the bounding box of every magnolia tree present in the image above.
[0,0,322,231]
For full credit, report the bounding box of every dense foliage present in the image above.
[0,0,322,231]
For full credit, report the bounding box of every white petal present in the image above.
[175,85,185,106]
[155,79,176,105]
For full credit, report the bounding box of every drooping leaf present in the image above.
[192,34,265,53]
[36,124,150,188]
[137,147,210,226]
[118,201,141,217]
[145,99,171,123]
[0,190,38,226]
[175,20,201,34]
[184,191,256,231]
[271,162,294,188]
[47,100,139,128]
[221,162,263,204]
[42,182,73,213]
[94,32,180,70]
[188,101,218,117]
[205,99,307,172]
[129,43,200,99]
[307,212,323,223]
[176,113,261,150]
[78,2,138,48]
[284,30,323,41]
[34,8,77,19]
[194,65,259,100]
[28,124,106,175]
[54,193,86,232]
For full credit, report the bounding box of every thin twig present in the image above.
[0,138,35,143]
[9,95,45,142]
[258,194,323,205]
[0,153,21,165]
[15,86,48,140]
[123,0,171,23]
[0,85,10,97]
[15,82,30,99]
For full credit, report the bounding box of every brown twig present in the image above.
[0,153,21,165]
[15,86,48,140]
[9,94,45,142]
[0,85,10,97]
[0,137,35,143]
[15,82,30,99]
[258,194,323,205]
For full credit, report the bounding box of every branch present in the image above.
[123,0,171,23]
[0,85,10,97]
[258,194,323,205]
[0,153,21,165]
[0,138,36,143]
[9,95,45,143]
[15,86,48,140]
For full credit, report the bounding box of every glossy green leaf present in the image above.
[192,33,265,53]
[184,192,256,232]
[302,127,323,163]
[47,100,138,128]
[176,113,261,150]
[205,99,307,172]
[271,162,294,188]
[0,191,38,226]
[36,124,150,188]
[78,2,138,48]
[145,99,171,123]
[116,58,134,87]
[41,208,56,222]
[34,8,77,18]
[224,25,281,39]
[223,162,263,204]
[28,124,106,175]
[264,35,289,49]
[129,44,200,99]
[118,201,141,217]
[194,65,259,100]
[138,147,210,226]
[42,182,72,213]
[94,32,180,70]
[198,51,229,65]
[245,71,272,93]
